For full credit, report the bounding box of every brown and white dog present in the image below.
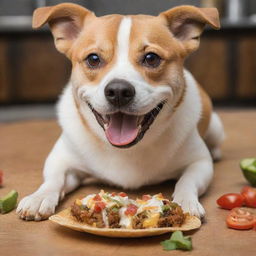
[17,3,225,220]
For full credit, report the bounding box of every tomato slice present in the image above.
[142,194,151,201]
[226,207,255,230]
[111,192,117,196]
[93,194,102,201]
[216,193,244,210]
[94,202,106,213]
[241,186,256,208]
[125,204,138,216]
[119,192,127,197]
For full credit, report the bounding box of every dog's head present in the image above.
[33,3,219,148]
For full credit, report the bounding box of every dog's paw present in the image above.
[173,196,205,218]
[16,191,59,221]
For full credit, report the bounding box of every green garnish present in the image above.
[0,190,18,214]
[102,195,123,207]
[161,231,192,251]
[161,205,170,212]
[102,194,112,201]
[111,207,119,213]
[161,240,177,250]
[161,202,178,213]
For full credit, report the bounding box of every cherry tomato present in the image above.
[119,192,127,197]
[217,193,244,210]
[93,194,102,201]
[142,195,151,201]
[0,170,3,186]
[226,207,255,230]
[94,202,106,213]
[241,186,256,208]
[125,204,138,216]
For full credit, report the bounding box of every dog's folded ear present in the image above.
[32,3,94,55]
[160,5,220,54]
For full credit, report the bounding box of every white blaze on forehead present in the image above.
[116,17,132,65]
[98,16,141,83]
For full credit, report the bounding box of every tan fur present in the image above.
[32,3,94,54]
[160,6,220,54]
[70,15,122,85]
[129,15,186,84]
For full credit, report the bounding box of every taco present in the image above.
[49,190,201,237]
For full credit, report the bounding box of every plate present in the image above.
[49,208,201,238]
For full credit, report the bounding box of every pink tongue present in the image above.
[105,113,139,146]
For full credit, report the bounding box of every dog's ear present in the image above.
[160,5,220,54]
[32,3,94,55]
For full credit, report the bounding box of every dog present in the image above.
[17,3,225,221]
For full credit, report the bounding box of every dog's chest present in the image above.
[79,142,180,189]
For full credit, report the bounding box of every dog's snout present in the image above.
[104,79,135,107]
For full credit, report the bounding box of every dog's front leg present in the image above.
[17,136,82,221]
[172,158,213,218]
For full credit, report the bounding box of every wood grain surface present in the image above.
[0,110,256,256]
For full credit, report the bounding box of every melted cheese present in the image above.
[75,199,82,206]
[137,195,164,214]
[143,213,160,228]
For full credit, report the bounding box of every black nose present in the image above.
[104,79,135,107]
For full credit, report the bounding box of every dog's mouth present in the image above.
[87,102,165,148]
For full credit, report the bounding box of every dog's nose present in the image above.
[104,79,135,107]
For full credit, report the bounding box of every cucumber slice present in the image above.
[240,158,256,186]
[0,190,18,214]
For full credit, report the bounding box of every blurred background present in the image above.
[0,0,256,121]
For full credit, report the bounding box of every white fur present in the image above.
[17,18,224,220]
[204,112,225,161]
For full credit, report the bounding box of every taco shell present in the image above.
[49,208,201,238]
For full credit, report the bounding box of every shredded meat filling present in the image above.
[132,212,148,229]
[70,196,186,229]
[158,204,186,227]
[71,203,105,228]
[107,208,121,228]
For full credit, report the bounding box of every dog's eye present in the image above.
[86,54,101,68]
[143,52,161,68]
